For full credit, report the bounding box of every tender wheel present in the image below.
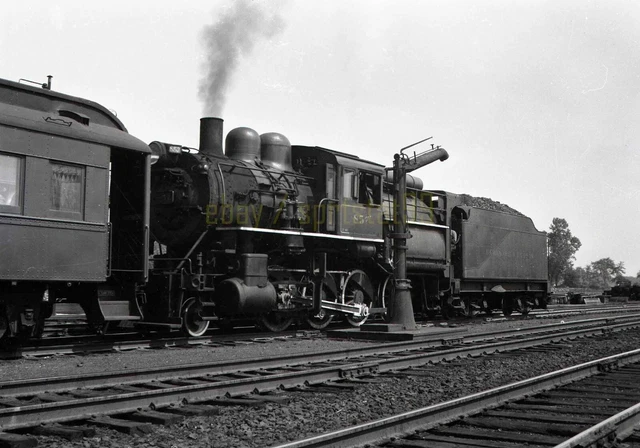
[515,297,531,316]
[441,304,457,320]
[460,298,478,318]
[502,298,513,317]
[341,270,374,327]
[182,298,210,337]
[0,316,8,344]
[425,309,438,319]
[302,275,337,330]
[258,312,294,332]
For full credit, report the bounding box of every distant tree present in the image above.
[582,265,604,289]
[547,218,582,287]
[574,266,588,288]
[614,274,628,285]
[562,267,581,287]
[589,258,625,288]
[637,270,640,279]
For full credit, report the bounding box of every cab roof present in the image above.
[293,145,385,173]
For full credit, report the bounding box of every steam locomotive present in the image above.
[0,77,548,342]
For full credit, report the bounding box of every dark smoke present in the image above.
[199,0,286,116]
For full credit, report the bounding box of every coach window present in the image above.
[358,171,381,206]
[51,162,85,218]
[0,153,23,213]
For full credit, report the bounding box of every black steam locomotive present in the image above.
[0,78,548,341]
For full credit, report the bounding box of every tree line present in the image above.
[547,217,638,289]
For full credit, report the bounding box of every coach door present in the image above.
[109,148,150,283]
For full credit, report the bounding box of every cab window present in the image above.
[342,169,355,199]
[358,171,381,205]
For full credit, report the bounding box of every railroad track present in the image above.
[275,348,640,448]
[1,316,640,445]
[532,304,640,319]
[8,304,640,360]
[1,327,321,360]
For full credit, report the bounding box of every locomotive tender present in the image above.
[0,78,548,341]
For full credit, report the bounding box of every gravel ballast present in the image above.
[22,316,640,448]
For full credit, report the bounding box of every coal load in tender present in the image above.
[458,194,525,217]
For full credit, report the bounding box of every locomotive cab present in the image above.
[292,145,384,240]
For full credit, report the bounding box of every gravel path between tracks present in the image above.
[19,312,640,448]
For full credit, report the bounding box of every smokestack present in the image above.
[199,117,224,157]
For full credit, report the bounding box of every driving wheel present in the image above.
[182,297,210,337]
[341,270,374,327]
[303,274,337,330]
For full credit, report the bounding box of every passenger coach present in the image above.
[0,78,150,340]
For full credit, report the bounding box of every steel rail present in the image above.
[1,316,639,398]
[533,306,640,318]
[6,330,297,359]
[463,313,640,343]
[272,348,640,448]
[0,320,639,430]
[554,402,640,447]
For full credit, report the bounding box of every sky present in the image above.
[1,0,639,276]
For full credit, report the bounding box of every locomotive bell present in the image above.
[260,132,293,172]
[226,127,261,163]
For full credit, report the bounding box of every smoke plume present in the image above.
[199,0,286,116]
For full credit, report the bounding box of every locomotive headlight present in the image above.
[149,141,167,165]
[149,141,184,167]
[194,163,209,174]
[150,150,160,165]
